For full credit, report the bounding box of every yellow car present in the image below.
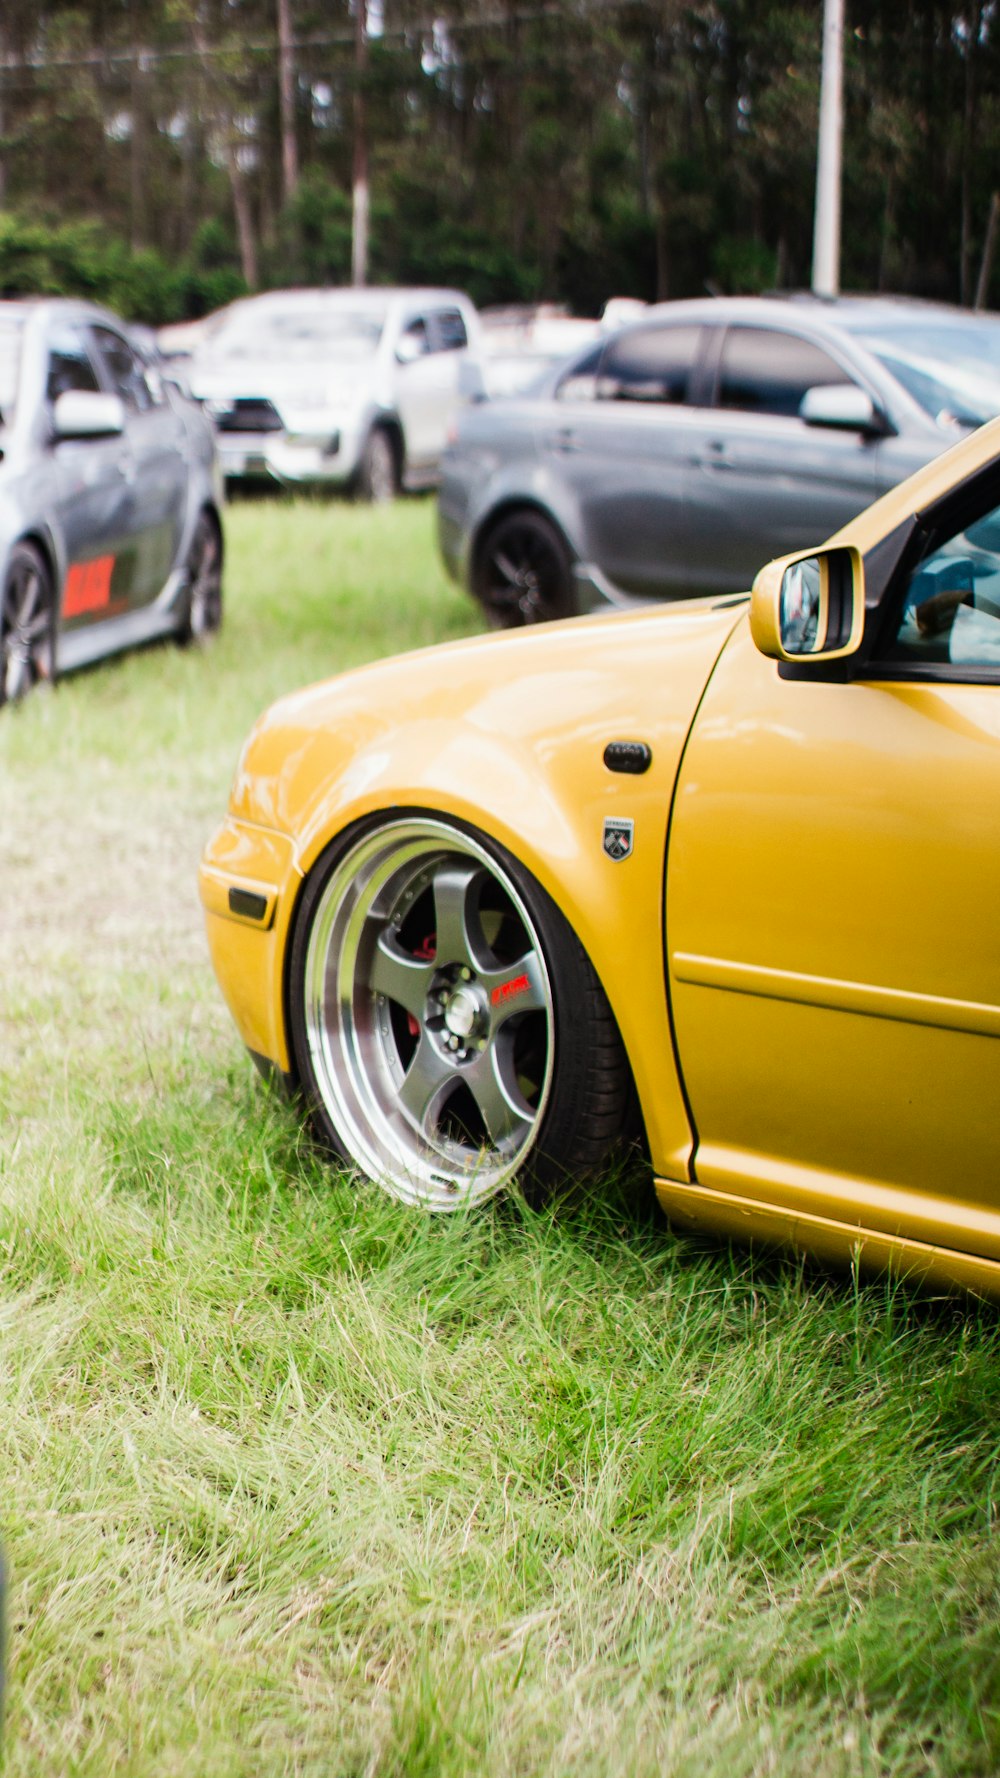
[201,416,1000,1296]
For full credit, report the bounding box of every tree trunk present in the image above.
[878,166,895,292]
[227,144,259,290]
[276,0,299,204]
[655,191,670,301]
[352,0,369,287]
[975,191,1000,310]
[960,0,983,304]
[129,42,145,253]
[0,21,7,209]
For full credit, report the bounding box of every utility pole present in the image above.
[352,0,369,288]
[812,0,844,296]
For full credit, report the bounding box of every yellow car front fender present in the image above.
[211,601,746,1179]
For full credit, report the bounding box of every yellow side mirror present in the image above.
[750,545,866,663]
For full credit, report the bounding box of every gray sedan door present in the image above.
[46,321,137,631]
[682,325,882,591]
[540,324,706,600]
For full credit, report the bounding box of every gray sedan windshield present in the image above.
[859,320,1000,428]
[0,315,24,423]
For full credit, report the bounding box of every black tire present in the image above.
[474,509,577,628]
[355,427,399,503]
[287,813,632,1209]
[0,542,55,707]
[178,511,223,645]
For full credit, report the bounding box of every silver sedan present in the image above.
[0,298,223,705]
[439,294,1000,624]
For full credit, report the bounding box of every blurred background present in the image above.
[0,0,996,325]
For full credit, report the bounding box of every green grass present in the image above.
[1,498,998,1776]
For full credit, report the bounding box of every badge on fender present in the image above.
[603,816,634,861]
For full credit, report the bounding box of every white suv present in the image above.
[185,286,483,499]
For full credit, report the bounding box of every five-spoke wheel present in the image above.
[288,816,631,1207]
[1,542,54,706]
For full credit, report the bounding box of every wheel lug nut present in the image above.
[459,967,472,981]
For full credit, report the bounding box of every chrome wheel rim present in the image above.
[302,819,555,1208]
[1,556,51,703]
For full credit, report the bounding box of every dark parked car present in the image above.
[438,294,1000,625]
[0,299,224,705]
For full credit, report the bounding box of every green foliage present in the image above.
[0,211,247,321]
[373,169,541,307]
[266,167,353,288]
[711,235,780,295]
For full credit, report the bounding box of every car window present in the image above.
[596,325,700,404]
[431,309,468,352]
[718,327,853,417]
[47,326,101,400]
[554,344,603,402]
[0,315,25,421]
[400,317,431,358]
[90,325,159,411]
[880,494,1000,672]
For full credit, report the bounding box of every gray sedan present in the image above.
[438,295,1000,624]
[0,299,224,705]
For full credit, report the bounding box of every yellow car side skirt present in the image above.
[655,1176,1000,1298]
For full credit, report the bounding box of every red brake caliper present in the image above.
[408,934,437,1035]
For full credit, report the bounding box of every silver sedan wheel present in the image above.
[1,544,53,706]
[299,819,556,1208]
[180,514,222,643]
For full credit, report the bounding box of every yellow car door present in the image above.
[666,480,1000,1267]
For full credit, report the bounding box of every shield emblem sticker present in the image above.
[603,816,634,861]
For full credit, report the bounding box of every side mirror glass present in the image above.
[395,330,427,365]
[52,390,125,440]
[799,383,886,434]
[750,545,866,662]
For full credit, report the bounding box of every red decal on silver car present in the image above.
[63,554,115,618]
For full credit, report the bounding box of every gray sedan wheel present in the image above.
[1,542,54,706]
[475,510,577,627]
[288,815,632,1208]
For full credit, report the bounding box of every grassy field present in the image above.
[1,497,998,1777]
